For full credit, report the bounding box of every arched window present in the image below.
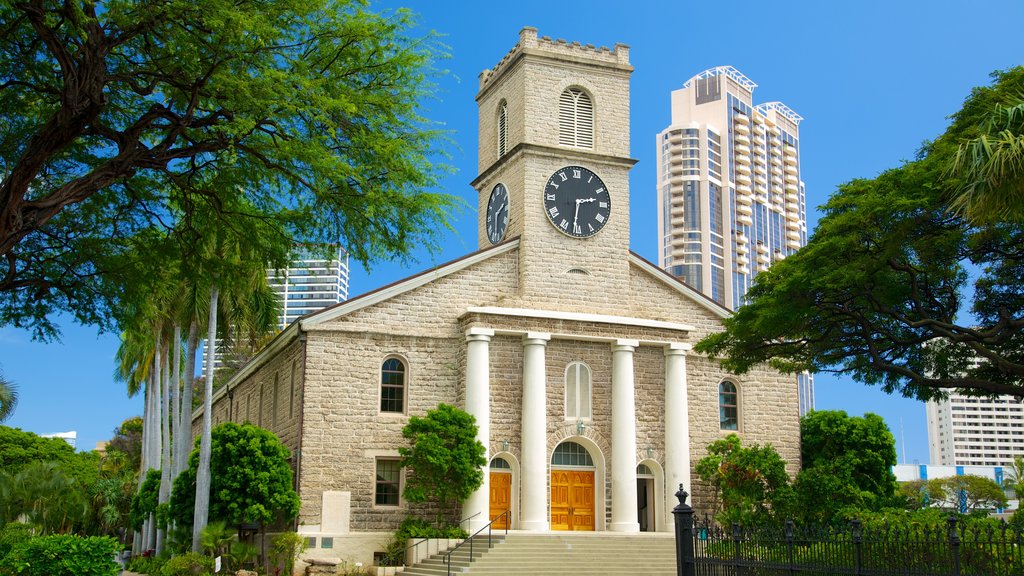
[551,441,594,467]
[490,457,511,470]
[380,357,406,413]
[498,100,508,157]
[565,362,592,420]
[558,87,593,148]
[719,381,738,430]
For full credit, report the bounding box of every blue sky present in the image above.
[2,0,1023,462]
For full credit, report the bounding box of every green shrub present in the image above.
[0,534,118,576]
[0,522,33,560]
[125,555,164,574]
[156,552,213,576]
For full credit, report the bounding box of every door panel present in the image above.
[489,472,512,528]
[551,470,595,531]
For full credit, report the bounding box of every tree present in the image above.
[0,368,16,422]
[0,0,458,340]
[925,475,1008,514]
[398,404,486,527]
[694,434,793,527]
[1004,455,1024,498]
[106,417,143,478]
[695,67,1024,399]
[793,411,898,524]
[947,89,1024,223]
[168,423,300,531]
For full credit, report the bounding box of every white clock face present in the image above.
[543,166,611,238]
[486,183,510,244]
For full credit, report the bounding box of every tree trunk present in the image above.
[153,331,164,554]
[158,339,172,556]
[171,323,182,481]
[179,321,198,475]
[192,284,219,552]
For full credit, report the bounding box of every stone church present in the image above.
[198,27,800,563]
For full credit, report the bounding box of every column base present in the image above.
[609,521,640,533]
[519,519,550,531]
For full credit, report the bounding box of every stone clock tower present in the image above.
[471,27,636,314]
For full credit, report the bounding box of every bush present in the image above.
[0,534,119,576]
[0,522,33,560]
[126,555,164,574]
[156,552,213,576]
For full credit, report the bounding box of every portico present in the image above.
[460,307,693,533]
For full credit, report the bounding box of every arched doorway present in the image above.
[550,441,596,531]
[636,463,655,532]
[489,457,513,529]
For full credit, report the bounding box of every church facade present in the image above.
[197,27,800,563]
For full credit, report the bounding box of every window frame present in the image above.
[379,355,408,415]
[564,361,592,421]
[497,100,508,157]
[558,87,594,149]
[374,458,402,507]
[719,380,740,431]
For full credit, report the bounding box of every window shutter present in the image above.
[498,101,508,157]
[559,88,594,149]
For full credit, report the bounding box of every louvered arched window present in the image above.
[558,88,593,148]
[498,100,508,157]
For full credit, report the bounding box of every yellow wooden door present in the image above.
[550,470,595,531]
[489,472,511,528]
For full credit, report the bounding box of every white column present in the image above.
[664,343,692,531]
[610,339,640,532]
[520,332,551,531]
[463,328,494,532]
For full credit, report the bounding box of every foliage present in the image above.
[269,531,308,576]
[0,534,119,576]
[126,554,165,575]
[924,475,1008,513]
[0,425,98,486]
[0,461,90,534]
[0,0,459,341]
[106,417,143,474]
[1003,455,1024,497]
[0,369,17,423]
[399,404,487,527]
[0,523,33,560]
[130,469,162,533]
[155,552,214,576]
[197,520,233,558]
[793,411,899,524]
[695,67,1024,399]
[695,434,794,527]
[169,423,299,528]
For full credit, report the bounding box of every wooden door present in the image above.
[550,470,595,531]
[489,472,511,528]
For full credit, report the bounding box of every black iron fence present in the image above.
[672,486,1024,576]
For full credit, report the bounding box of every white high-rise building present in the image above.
[201,245,349,376]
[656,66,813,414]
[927,393,1024,466]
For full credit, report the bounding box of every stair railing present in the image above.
[402,512,481,568]
[443,510,511,576]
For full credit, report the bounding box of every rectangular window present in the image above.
[375,459,401,506]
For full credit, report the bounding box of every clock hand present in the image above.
[573,198,583,228]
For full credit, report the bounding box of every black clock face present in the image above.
[543,166,611,238]
[485,183,510,244]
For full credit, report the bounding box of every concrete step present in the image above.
[400,532,677,576]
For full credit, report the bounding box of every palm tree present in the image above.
[0,368,17,423]
[948,97,1024,223]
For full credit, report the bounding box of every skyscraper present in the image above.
[656,66,813,413]
[927,393,1024,466]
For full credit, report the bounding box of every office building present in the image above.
[927,393,1024,466]
[656,66,812,413]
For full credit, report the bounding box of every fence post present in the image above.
[785,520,795,576]
[947,515,961,576]
[733,523,742,575]
[851,519,863,576]
[672,484,695,576]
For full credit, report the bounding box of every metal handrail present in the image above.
[443,510,511,576]
[401,512,481,567]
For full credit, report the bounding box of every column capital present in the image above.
[612,339,639,352]
[664,342,692,355]
[466,327,495,341]
[523,332,551,345]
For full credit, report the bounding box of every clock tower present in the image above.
[471,27,636,314]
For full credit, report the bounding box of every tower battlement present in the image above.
[479,27,630,91]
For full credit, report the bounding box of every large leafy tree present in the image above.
[399,403,486,527]
[694,434,793,527]
[0,0,457,340]
[793,410,898,524]
[168,422,300,530]
[696,67,1024,399]
[925,475,1008,514]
